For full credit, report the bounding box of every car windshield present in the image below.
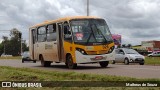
[123,49,139,54]
[23,52,29,56]
[70,19,113,45]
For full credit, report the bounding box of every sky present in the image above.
[0,0,160,45]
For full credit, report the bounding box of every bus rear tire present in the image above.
[66,54,77,69]
[99,61,109,68]
[40,56,51,67]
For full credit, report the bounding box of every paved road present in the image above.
[0,60,160,79]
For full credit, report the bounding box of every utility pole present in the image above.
[17,31,22,55]
[3,44,5,55]
[87,0,89,16]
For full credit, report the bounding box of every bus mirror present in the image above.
[64,34,72,40]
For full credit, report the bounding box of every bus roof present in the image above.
[30,16,101,28]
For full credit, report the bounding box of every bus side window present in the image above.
[64,21,72,41]
[47,24,56,41]
[37,26,46,42]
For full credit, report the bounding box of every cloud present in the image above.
[0,0,160,45]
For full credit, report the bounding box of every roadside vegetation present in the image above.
[0,66,159,90]
[0,66,142,81]
[145,57,160,65]
[0,28,28,57]
[0,56,22,60]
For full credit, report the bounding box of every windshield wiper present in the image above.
[85,33,92,45]
[93,24,108,43]
[85,22,97,45]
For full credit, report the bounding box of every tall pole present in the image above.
[4,44,5,55]
[87,0,89,16]
[21,39,22,55]
[20,39,25,56]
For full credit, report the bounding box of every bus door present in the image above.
[31,29,37,60]
[46,24,58,61]
[57,23,64,62]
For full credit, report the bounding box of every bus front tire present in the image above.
[112,60,115,64]
[99,61,109,68]
[66,55,77,69]
[40,56,51,67]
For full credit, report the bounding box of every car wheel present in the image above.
[139,63,144,65]
[40,56,51,67]
[99,61,109,67]
[112,60,115,64]
[124,58,129,65]
[66,54,77,69]
[22,59,25,63]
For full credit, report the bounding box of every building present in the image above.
[141,40,160,52]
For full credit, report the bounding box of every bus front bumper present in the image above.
[75,50,115,64]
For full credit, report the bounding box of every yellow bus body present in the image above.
[29,16,115,68]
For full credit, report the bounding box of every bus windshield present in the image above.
[70,19,113,45]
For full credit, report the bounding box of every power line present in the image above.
[0,30,10,31]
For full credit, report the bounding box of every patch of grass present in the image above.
[145,57,160,65]
[0,66,137,81]
[0,66,159,81]
[0,66,159,90]
[0,56,22,60]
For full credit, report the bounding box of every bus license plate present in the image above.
[91,56,104,60]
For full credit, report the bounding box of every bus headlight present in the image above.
[81,50,85,54]
[76,48,87,55]
[108,46,114,53]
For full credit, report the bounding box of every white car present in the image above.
[148,52,160,57]
[112,48,145,65]
[22,51,36,63]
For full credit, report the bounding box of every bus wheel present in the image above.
[99,61,109,68]
[66,55,77,69]
[112,60,115,64]
[40,56,51,67]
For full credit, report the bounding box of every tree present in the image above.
[121,44,132,48]
[0,43,3,56]
[1,36,9,55]
[10,28,22,40]
[0,28,27,56]
[9,28,22,56]
[2,36,8,41]
[121,44,126,48]
[127,44,132,48]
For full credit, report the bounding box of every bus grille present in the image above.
[86,50,107,55]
